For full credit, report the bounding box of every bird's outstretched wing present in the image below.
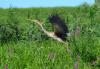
[48,14,69,41]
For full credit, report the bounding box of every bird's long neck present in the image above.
[27,19,49,34]
[35,20,48,34]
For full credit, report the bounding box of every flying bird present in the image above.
[27,14,70,44]
[48,14,70,41]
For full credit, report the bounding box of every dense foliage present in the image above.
[0,5,100,69]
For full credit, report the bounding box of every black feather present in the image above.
[48,14,69,41]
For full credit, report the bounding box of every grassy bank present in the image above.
[0,5,100,69]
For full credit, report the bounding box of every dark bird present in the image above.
[27,14,70,44]
[48,14,70,41]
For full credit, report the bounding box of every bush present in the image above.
[0,8,21,44]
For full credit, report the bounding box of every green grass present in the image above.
[0,5,100,69]
[0,41,72,69]
[0,40,99,69]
